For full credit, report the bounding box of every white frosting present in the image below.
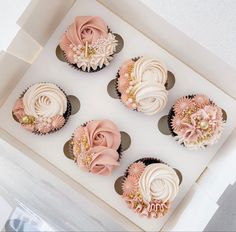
[133,82,168,115]
[132,58,167,85]
[23,83,67,118]
[139,163,179,203]
[72,33,117,72]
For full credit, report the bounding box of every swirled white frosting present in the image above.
[132,58,167,85]
[139,163,179,203]
[73,33,117,72]
[23,83,67,118]
[133,82,168,115]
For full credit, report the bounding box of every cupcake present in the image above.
[70,120,121,175]
[12,82,71,135]
[169,94,225,149]
[121,158,180,219]
[116,57,168,115]
[59,16,118,72]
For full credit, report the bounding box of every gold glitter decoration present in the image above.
[80,45,96,58]
[21,115,35,125]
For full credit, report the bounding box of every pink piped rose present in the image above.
[74,120,121,150]
[60,16,108,63]
[77,146,119,175]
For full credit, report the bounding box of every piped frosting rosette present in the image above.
[122,158,180,219]
[12,83,70,134]
[70,120,121,175]
[117,57,168,115]
[168,94,225,149]
[59,16,118,72]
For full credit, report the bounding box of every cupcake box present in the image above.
[1,0,236,231]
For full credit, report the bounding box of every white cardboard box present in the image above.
[1,0,236,231]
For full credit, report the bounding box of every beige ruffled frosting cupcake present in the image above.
[12,83,70,134]
[117,57,168,115]
[122,158,180,219]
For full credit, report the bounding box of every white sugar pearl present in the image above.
[128,98,133,103]
[132,103,137,108]
[69,44,73,48]
[72,47,77,51]
[126,89,130,94]
[47,118,52,123]
[124,73,129,78]
[73,54,77,58]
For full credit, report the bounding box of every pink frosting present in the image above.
[52,115,65,129]
[173,103,223,145]
[22,124,35,132]
[77,146,119,175]
[12,98,25,122]
[73,120,121,175]
[123,192,170,218]
[118,59,135,94]
[59,16,108,63]
[74,120,121,150]
[35,117,53,134]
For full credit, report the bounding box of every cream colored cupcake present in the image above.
[12,82,71,135]
[117,57,168,115]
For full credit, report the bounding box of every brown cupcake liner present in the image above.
[13,82,71,135]
[69,120,123,163]
[62,27,116,73]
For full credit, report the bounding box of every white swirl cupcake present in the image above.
[121,157,181,219]
[12,82,71,135]
[116,57,168,115]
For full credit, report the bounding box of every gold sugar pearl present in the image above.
[200,120,209,130]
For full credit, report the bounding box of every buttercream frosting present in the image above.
[72,120,121,175]
[118,57,168,115]
[132,58,167,85]
[23,83,67,118]
[139,163,179,203]
[59,16,118,72]
[171,95,224,149]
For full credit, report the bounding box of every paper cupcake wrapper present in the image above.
[62,27,115,73]
[15,82,71,135]
[69,120,123,162]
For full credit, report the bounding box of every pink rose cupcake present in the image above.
[69,120,122,175]
[59,16,119,72]
[12,83,71,135]
[120,157,181,219]
[116,57,169,115]
[168,94,225,149]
